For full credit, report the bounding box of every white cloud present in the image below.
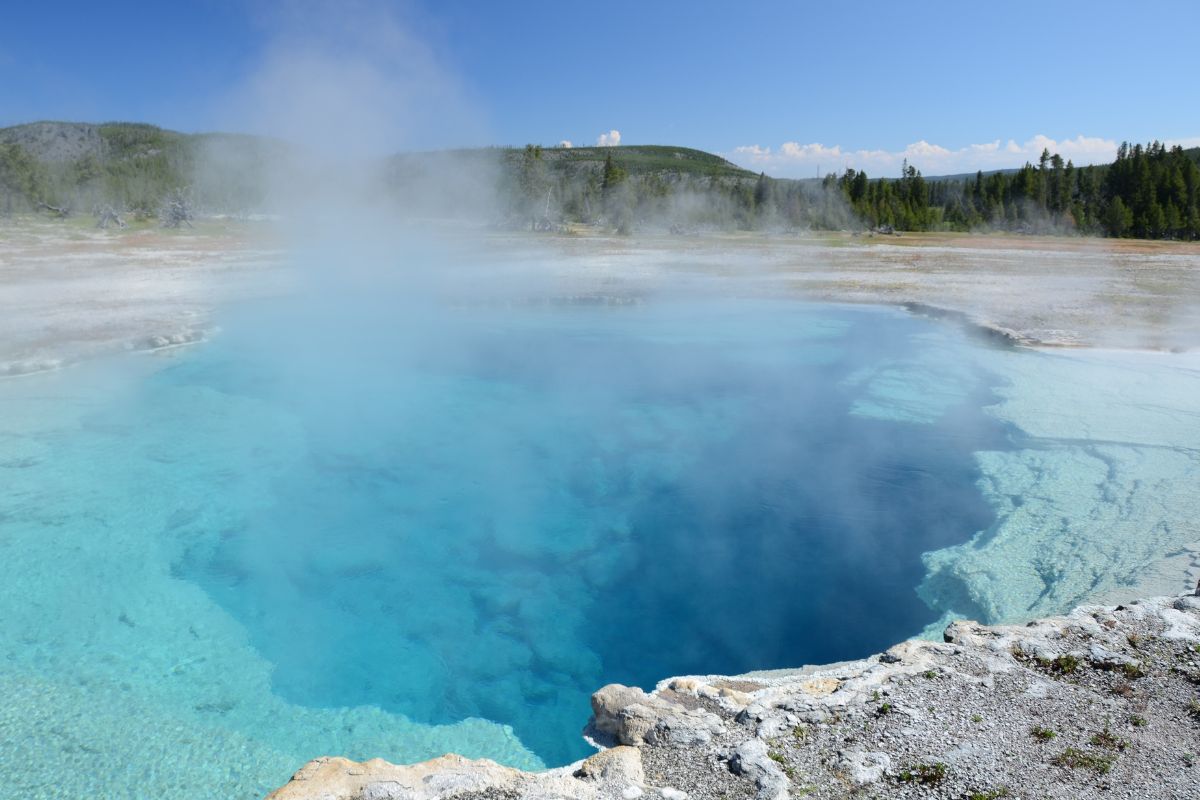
[725,133,1188,178]
[967,140,1001,155]
[902,140,951,159]
[780,141,842,160]
[597,129,621,147]
[558,139,573,148]
[733,144,770,158]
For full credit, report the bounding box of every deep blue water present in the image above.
[137,297,1012,766]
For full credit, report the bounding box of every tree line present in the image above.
[817,141,1200,239]
[505,140,1200,240]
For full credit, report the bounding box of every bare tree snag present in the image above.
[159,187,195,229]
[37,201,70,218]
[94,204,126,229]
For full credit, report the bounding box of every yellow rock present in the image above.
[798,677,841,697]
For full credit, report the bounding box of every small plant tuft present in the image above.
[1090,728,1128,751]
[1121,662,1146,679]
[1052,747,1116,774]
[1051,654,1081,674]
[1034,653,1082,675]
[767,750,795,779]
[1031,726,1057,741]
[922,669,938,679]
[877,702,893,716]
[971,713,983,723]
[898,762,947,785]
[1130,715,1148,727]
[968,789,1011,800]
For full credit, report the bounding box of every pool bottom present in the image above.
[138,300,1008,767]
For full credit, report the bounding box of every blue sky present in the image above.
[2,0,1198,176]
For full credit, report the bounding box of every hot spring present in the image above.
[2,276,1199,798]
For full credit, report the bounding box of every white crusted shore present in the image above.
[4,220,1200,377]
[267,593,1200,800]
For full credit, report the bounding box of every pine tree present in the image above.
[517,144,548,227]
[600,152,630,232]
[753,172,773,226]
[601,152,626,194]
[1105,196,1133,237]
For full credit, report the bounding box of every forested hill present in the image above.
[0,122,754,218]
[0,121,286,214]
[1,121,1197,240]
[400,143,764,230]
[509,144,752,179]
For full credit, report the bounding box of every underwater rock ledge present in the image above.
[267,593,1200,800]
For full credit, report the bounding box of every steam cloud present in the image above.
[219,1,482,159]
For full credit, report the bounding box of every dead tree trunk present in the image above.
[37,201,70,218]
[159,188,195,229]
[95,204,126,229]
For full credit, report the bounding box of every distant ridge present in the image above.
[523,144,753,179]
[0,121,753,180]
[0,121,759,216]
[0,121,272,165]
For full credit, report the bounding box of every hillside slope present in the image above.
[0,121,285,213]
[534,144,752,178]
[0,122,759,224]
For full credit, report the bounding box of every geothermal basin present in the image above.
[1,225,1199,798]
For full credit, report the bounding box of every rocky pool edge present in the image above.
[266,591,1200,800]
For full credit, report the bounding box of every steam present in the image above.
[596,129,621,147]
[223,1,479,157]
[197,0,496,236]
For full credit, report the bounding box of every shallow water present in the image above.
[2,295,1197,797]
